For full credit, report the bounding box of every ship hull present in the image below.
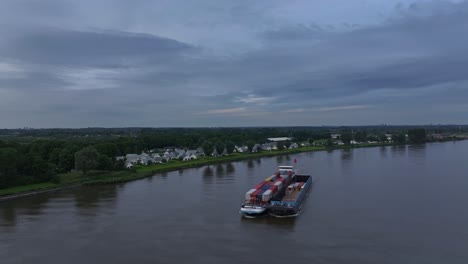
[268,175,312,217]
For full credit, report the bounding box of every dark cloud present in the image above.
[1,28,196,67]
[0,0,467,127]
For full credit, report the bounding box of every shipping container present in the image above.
[251,189,262,198]
[262,189,273,202]
[269,184,279,193]
[254,181,268,189]
[245,189,257,200]
[256,189,266,201]
[261,183,272,190]
[274,181,283,190]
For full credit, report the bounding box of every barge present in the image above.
[240,166,295,217]
[268,174,313,217]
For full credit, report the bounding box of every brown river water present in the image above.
[1,141,468,264]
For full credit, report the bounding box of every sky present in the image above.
[0,0,467,128]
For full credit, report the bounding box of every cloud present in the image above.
[197,107,248,115]
[236,94,276,104]
[318,105,372,112]
[0,0,467,127]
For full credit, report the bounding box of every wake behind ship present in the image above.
[240,166,295,217]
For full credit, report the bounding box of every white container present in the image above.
[245,189,257,200]
[262,189,272,202]
[274,181,283,190]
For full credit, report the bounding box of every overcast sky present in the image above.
[1,0,467,128]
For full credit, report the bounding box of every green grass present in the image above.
[0,182,60,196]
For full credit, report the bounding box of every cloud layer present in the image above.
[0,0,467,127]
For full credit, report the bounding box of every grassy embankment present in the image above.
[0,142,395,197]
[0,182,61,196]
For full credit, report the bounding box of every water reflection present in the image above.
[379,146,388,158]
[408,144,426,158]
[390,145,407,157]
[341,149,353,161]
[240,216,297,231]
[73,185,117,216]
[160,172,168,179]
[0,194,51,228]
[276,155,292,165]
[215,164,225,177]
[226,163,235,176]
[202,166,214,184]
[247,159,254,170]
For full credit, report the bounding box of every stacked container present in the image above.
[251,189,262,201]
[245,189,257,201]
[274,181,283,190]
[262,189,273,202]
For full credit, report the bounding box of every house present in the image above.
[252,144,260,153]
[289,143,299,149]
[300,142,310,147]
[190,154,198,160]
[139,153,154,165]
[331,133,341,140]
[153,156,164,163]
[221,148,229,156]
[125,154,140,164]
[183,155,192,161]
[235,145,249,153]
[116,156,125,161]
[126,163,133,169]
[211,148,220,157]
[261,143,272,151]
[196,147,205,156]
[164,152,176,160]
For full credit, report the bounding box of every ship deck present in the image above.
[282,189,301,202]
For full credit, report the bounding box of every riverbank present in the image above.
[0,140,461,201]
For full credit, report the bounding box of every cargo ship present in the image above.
[240,166,295,217]
[268,174,313,217]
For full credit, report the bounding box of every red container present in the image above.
[254,181,268,189]
[269,184,278,193]
[251,189,262,198]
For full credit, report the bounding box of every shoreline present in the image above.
[0,140,463,201]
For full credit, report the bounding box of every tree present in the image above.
[58,147,75,173]
[97,154,113,171]
[201,140,213,156]
[246,140,255,152]
[113,159,126,170]
[408,129,427,144]
[95,143,119,158]
[341,132,352,145]
[392,133,406,144]
[0,148,18,188]
[214,142,225,155]
[225,141,235,154]
[75,146,99,175]
[355,131,367,143]
[378,134,387,143]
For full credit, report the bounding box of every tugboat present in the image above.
[240,166,295,217]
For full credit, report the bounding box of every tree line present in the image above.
[0,127,437,190]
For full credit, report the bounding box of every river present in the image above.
[1,141,468,264]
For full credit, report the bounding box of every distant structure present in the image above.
[267,137,292,142]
